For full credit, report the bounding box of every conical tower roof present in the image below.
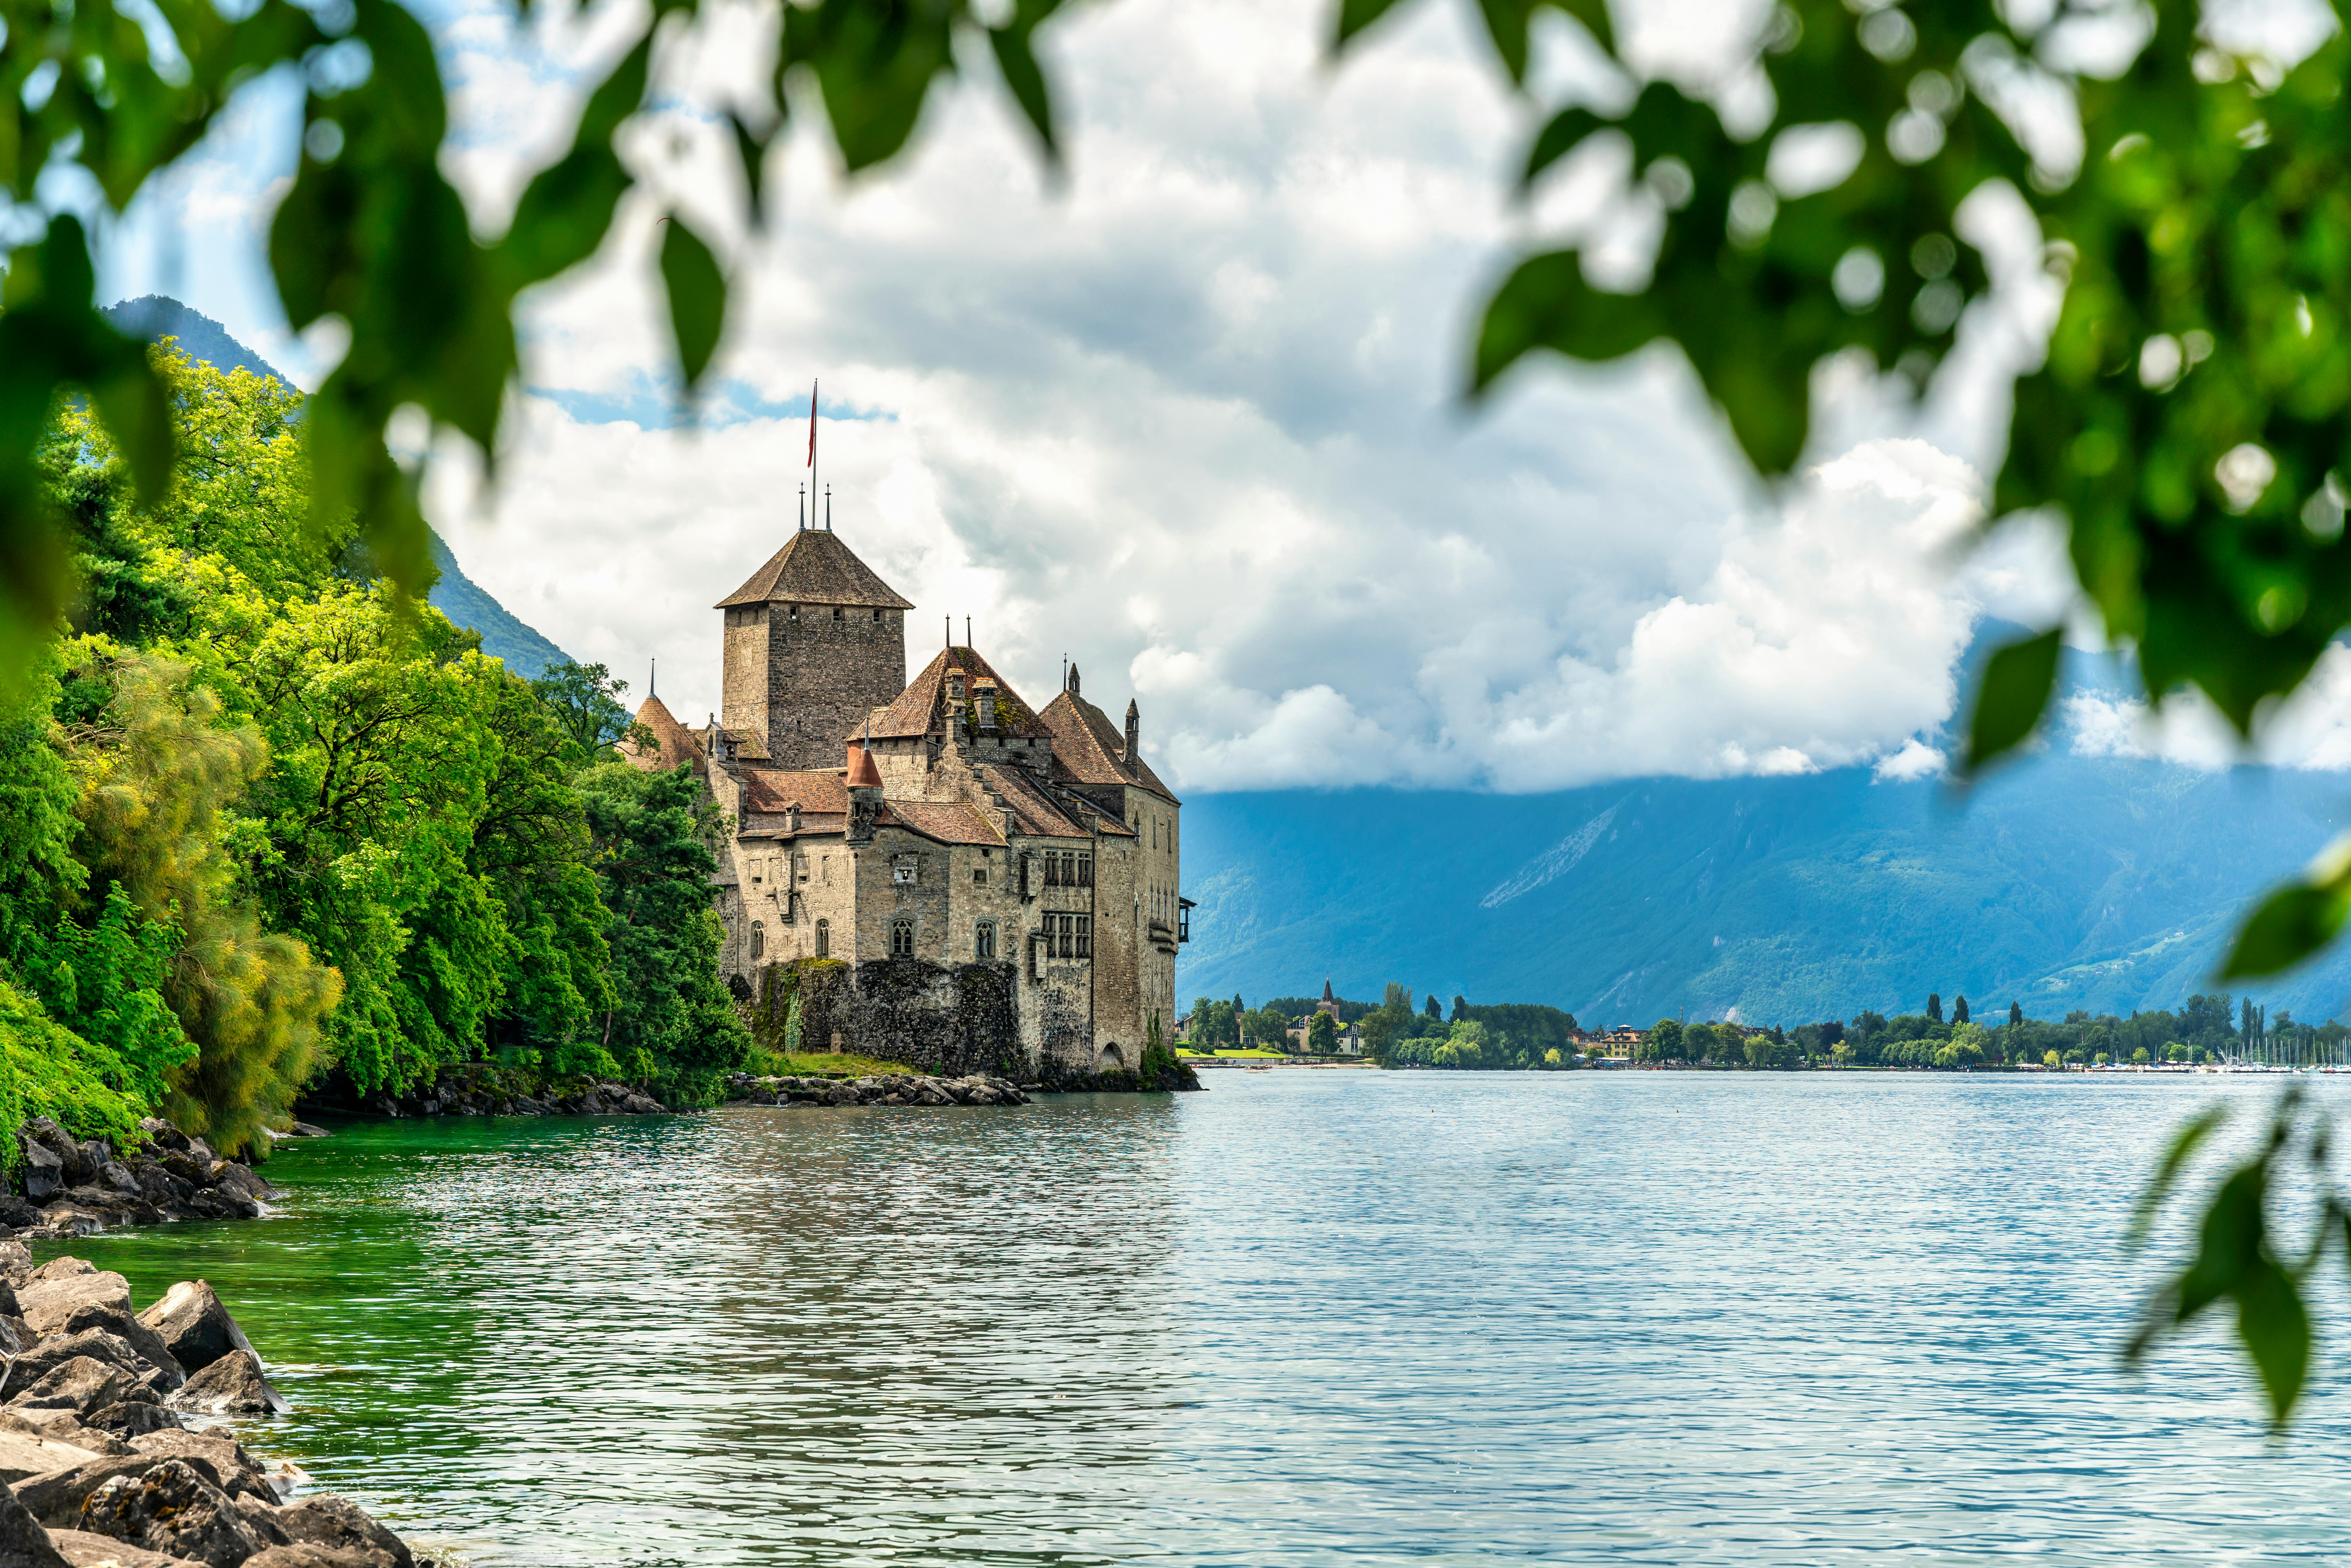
[715,528,913,610]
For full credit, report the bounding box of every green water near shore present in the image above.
[37,1074,2351,1565]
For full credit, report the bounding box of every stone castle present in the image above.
[626,519,1187,1080]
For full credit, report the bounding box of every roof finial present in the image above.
[965,616,972,648]
[825,484,832,532]
[945,614,951,649]
[649,656,656,700]
[798,483,805,532]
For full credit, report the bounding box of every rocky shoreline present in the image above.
[322,1071,667,1122]
[5,1120,291,1244]
[0,1243,422,1568]
[723,1071,1034,1107]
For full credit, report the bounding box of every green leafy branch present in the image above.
[2128,1087,2349,1427]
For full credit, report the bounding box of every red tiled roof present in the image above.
[1039,689,1178,803]
[715,528,914,610]
[977,763,1091,840]
[742,769,851,814]
[624,695,706,776]
[885,800,1004,846]
[868,646,1053,741]
[846,741,882,787]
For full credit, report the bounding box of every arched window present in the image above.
[976,921,996,959]
[891,918,915,958]
[815,918,830,957]
[750,920,765,961]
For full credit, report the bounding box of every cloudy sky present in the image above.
[89,0,2350,792]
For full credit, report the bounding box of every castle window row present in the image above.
[1043,850,1093,889]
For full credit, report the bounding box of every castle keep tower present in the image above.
[717,529,912,770]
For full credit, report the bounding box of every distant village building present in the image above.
[1286,980,1364,1055]
[624,522,1188,1077]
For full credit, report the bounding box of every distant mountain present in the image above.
[421,531,571,680]
[1177,646,2351,1028]
[105,296,293,389]
[103,296,578,681]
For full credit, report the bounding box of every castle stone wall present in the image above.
[765,607,907,768]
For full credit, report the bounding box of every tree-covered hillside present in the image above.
[100,298,576,680]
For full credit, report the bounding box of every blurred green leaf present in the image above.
[659,217,729,391]
[2128,1104,2230,1254]
[730,111,773,231]
[1962,629,2063,775]
[2237,1257,2313,1428]
[2222,835,2351,979]
[988,0,1061,162]
[1334,0,1409,48]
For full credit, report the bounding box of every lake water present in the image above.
[40,1071,2351,1566]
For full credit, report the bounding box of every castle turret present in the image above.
[717,529,912,770]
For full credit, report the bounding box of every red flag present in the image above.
[807,381,818,467]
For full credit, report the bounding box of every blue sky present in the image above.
[73,0,2351,791]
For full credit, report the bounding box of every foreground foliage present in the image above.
[0,352,744,1151]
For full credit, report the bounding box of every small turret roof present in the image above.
[715,528,914,610]
[1040,687,1178,804]
[623,694,706,776]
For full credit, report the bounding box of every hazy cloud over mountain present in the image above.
[96,0,2351,792]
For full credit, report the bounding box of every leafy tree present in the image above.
[1424,995,1442,1021]
[1307,1012,1338,1055]
[575,760,748,1103]
[2010,1001,2025,1028]
[531,661,637,757]
[1953,995,1970,1025]
[1450,994,1468,1023]
[57,642,342,1151]
[1926,994,1943,1024]
[1640,1018,1683,1064]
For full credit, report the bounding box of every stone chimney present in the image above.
[1123,698,1140,764]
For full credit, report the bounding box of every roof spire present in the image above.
[648,656,656,700]
[798,483,805,532]
[825,484,832,532]
[965,616,972,647]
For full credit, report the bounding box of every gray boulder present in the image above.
[79,1458,262,1568]
[19,1131,66,1200]
[0,1407,135,1457]
[0,1238,33,1284]
[7,1357,142,1417]
[137,1281,257,1375]
[275,1497,412,1568]
[96,1162,141,1197]
[130,1430,277,1505]
[0,1426,103,1483]
[48,1528,180,1568]
[136,1118,190,1154]
[239,1548,400,1568]
[166,1350,288,1416]
[85,1403,181,1441]
[16,1269,131,1331]
[48,1528,182,1568]
[15,1453,235,1528]
[16,1310,182,1394]
[6,1329,154,1395]
[0,1488,72,1568]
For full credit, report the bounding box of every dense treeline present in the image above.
[0,350,746,1154]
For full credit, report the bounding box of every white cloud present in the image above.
[2064,645,2351,773]
[1873,739,1947,783]
[125,0,2351,797]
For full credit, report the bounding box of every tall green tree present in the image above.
[575,760,747,1103]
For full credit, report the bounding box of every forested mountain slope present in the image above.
[1178,661,2351,1027]
[102,298,576,679]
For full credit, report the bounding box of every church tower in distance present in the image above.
[716,528,912,770]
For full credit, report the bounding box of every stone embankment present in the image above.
[724,1072,1034,1108]
[0,1243,422,1568]
[353,1074,665,1120]
[5,1120,290,1243]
